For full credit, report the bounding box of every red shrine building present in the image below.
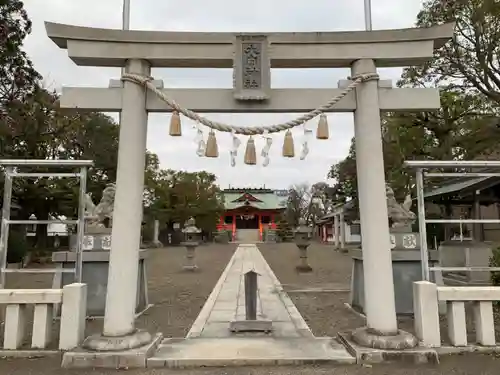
[217,188,288,242]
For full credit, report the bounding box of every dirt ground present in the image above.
[1,242,500,374]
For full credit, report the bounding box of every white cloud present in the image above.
[22,0,424,188]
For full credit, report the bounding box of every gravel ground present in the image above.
[260,242,365,336]
[0,244,236,345]
[260,243,500,341]
[1,353,500,375]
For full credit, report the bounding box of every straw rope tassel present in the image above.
[169,111,182,136]
[282,130,295,157]
[205,130,219,157]
[244,137,257,165]
[316,113,329,140]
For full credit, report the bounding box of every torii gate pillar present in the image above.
[352,59,398,332]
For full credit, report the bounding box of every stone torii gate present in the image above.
[45,21,453,353]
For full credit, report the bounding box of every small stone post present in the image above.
[229,269,272,333]
[244,270,258,320]
[334,214,340,249]
[152,219,163,248]
[181,217,201,271]
[294,218,312,272]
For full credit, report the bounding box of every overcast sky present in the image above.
[22,0,425,189]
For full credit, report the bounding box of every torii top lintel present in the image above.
[45,22,454,69]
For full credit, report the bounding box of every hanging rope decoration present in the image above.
[261,130,273,167]
[194,125,206,157]
[121,72,379,166]
[229,130,241,167]
[300,124,313,161]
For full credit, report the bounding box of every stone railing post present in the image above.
[59,283,87,350]
[413,281,440,347]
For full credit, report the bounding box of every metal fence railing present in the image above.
[404,160,500,281]
[0,159,93,288]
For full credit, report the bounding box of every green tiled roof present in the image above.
[223,192,287,210]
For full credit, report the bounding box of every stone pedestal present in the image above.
[350,231,439,315]
[296,245,312,272]
[182,244,198,271]
[438,240,493,285]
[52,249,150,317]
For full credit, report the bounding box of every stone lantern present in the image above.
[181,217,202,271]
[294,218,312,272]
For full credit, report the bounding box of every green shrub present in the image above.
[276,218,294,242]
[214,230,231,243]
[7,229,28,264]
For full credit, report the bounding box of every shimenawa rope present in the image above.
[121,72,379,136]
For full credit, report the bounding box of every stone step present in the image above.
[147,337,355,368]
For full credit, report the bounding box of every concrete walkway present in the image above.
[148,244,354,368]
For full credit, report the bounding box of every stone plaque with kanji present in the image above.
[233,35,271,101]
[71,233,113,251]
[82,235,95,250]
[390,232,420,250]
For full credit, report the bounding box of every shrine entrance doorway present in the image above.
[235,214,259,230]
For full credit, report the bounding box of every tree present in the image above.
[285,182,334,227]
[400,0,500,104]
[0,0,41,107]
[328,89,498,220]
[0,88,123,246]
[146,170,224,233]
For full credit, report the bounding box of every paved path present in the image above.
[187,243,312,338]
[149,244,354,367]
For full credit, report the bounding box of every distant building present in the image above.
[218,188,288,242]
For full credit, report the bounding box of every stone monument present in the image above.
[52,183,150,317]
[350,185,439,315]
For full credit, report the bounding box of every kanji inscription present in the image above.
[101,235,112,250]
[242,42,262,89]
[82,235,94,250]
[402,234,417,249]
[233,35,271,101]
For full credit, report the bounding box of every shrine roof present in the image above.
[222,190,288,211]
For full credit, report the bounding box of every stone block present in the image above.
[32,304,54,349]
[60,283,87,350]
[3,304,27,350]
[229,319,273,333]
[412,281,440,347]
[61,333,163,369]
[0,289,62,305]
[473,301,495,346]
[52,250,149,317]
[446,301,467,346]
[350,249,439,315]
[437,286,500,301]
